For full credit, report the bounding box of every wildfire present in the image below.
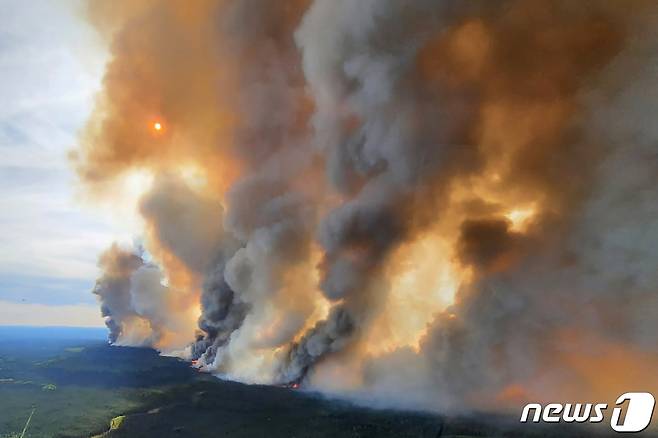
[364,231,460,356]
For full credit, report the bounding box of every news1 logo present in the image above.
[520,392,656,433]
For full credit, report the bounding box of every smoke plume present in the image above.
[75,0,658,413]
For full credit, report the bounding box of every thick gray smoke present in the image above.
[93,244,175,346]
[420,13,658,408]
[81,0,658,413]
[93,244,144,343]
[275,0,476,382]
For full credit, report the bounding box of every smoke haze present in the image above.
[74,0,658,413]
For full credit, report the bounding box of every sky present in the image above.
[0,0,120,327]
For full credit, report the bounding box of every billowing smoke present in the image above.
[92,243,195,348]
[92,244,144,344]
[76,0,658,413]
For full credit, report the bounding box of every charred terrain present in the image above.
[0,327,615,438]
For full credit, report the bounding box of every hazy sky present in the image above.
[0,0,118,326]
